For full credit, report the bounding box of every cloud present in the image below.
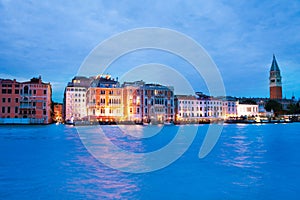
[0,0,300,101]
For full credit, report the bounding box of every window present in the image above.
[43,110,46,115]
[7,107,10,113]
[15,89,19,94]
[24,86,29,94]
[2,107,5,113]
[2,98,5,103]
[15,107,18,114]
[2,89,6,94]
[44,90,47,95]
[101,90,105,94]
[34,90,36,95]
[15,98,18,103]
[7,98,11,103]
[7,89,12,94]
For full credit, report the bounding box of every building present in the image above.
[175,95,199,122]
[86,75,123,122]
[236,102,259,117]
[64,86,88,121]
[175,93,223,122]
[0,76,52,124]
[19,77,52,124]
[64,76,92,121]
[222,97,238,118]
[122,81,144,122]
[269,55,282,99]
[53,103,63,122]
[0,79,21,121]
[143,84,174,123]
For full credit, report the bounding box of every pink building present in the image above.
[0,79,21,119]
[0,76,52,124]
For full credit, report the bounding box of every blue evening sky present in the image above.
[0,0,299,102]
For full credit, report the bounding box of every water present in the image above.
[0,123,299,199]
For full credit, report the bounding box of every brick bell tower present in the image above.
[269,54,282,99]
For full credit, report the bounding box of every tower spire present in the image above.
[269,54,282,99]
[270,54,280,71]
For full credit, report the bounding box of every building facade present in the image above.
[0,77,52,124]
[122,81,144,122]
[143,84,174,123]
[269,55,282,99]
[86,75,123,122]
[64,76,92,121]
[0,79,21,120]
[236,102,259,117]
[19,77,52,124]
[175,94,223,122]
[53,103,63,122]
[222,97,238,118]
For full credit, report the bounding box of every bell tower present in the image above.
[269,54,282,99]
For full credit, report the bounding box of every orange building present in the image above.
[53,103,63,122]
[86,75,123,122]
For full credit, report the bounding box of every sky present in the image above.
[0,0,300,102]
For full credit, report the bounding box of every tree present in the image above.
[265,100,282,115]
[287,102,300,114]
[239,98,257,105]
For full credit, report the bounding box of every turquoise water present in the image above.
[0,123,299,199]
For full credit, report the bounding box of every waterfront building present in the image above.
[236,102,259,117]
[175,93,223,122]
[64,76,92,121]
[1,76,52,124]
[122,81,144,122]
[19,76,52,124]
[86,75,123,122]
[222,97,238,118]
[0,79,21,121]
[53,103,63,122]
[269,55,282,99]
[143,84,174,123]
[203,98,223,118]
[175,95,201,122]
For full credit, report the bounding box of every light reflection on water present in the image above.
[0,124,299,199]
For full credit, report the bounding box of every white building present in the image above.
[64,86,87,121]
[175,95,223,122]
[64,76,92,121]
[222,98,238,118]
[236,102,259,117]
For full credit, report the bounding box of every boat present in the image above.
[164,121,174,125]
[260,119,269,123]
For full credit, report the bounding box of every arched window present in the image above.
[24,86,29,94]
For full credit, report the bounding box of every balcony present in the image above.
[20,104,34,109]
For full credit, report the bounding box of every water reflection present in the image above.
[218,125,267,187]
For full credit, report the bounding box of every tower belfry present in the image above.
[269,54,282,99]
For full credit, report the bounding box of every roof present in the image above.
[270,54,280,71]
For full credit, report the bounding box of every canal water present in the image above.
[0,123,299,199]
